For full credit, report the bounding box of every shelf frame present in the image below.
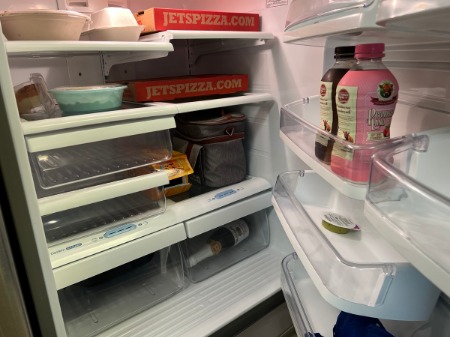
[140,30,274,65]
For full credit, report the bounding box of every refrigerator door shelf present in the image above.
[283,0,382,44]
[376,0,450,36]
[364,126,450,298]
[281,252,341,337]
[279,96,413,200]
[272,170,440,321]
[281,253,434,337]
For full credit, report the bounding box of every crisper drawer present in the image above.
[44,171,170,269]
[26,117,174,197]
[181,209,270,283]
[58,244,185,337]
[181,190,272,283]
[364,127,450,298]
[273,170,440,321]
[281,253,434,337]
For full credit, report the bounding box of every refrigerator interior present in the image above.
[0,0,450,336]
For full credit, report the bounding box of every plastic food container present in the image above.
[81,25,144,41]
[15,73,59,120]
[49,84,126,116]
[0,10,90,41]
[81,8,143,41]
[88,7,138,29]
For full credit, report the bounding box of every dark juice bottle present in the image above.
[315,46,355,164]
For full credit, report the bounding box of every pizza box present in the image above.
[123,74,249,102]
[134,7,260,34]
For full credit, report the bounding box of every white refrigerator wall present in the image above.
[121,2,450,333]
[130,0,450,332]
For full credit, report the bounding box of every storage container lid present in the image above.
[0,9,90,20]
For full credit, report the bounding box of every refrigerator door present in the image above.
[0,204,33,336]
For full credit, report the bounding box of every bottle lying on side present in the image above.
[187,219,250,267]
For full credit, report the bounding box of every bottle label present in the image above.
[317,81,333,146]
[334,74,397,160]
[333,86,358,160]
[223,220,249,246]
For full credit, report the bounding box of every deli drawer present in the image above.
[181,209,270,283]
[25,117,174,196]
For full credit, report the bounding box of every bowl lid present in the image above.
[0,9,90,20]
[49,84,126,93]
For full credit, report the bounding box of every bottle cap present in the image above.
[355,43,385,59]
[334,46,355,58]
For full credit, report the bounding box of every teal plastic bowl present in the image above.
[49,84,126,116]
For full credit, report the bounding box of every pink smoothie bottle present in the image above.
[330,43,399,183]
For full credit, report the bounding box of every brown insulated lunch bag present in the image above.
[172,108,247,188]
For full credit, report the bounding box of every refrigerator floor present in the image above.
[94,248,287,337]
[234,301,296,337]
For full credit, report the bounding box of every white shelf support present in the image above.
[188,37,271,65]
[102,50,170,77]
[140,30,274,65]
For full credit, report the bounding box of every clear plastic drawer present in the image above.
[365,127,450,297]
[181,209,270,283]
[273,170,440,320]
[58,245,185,337]
[29,129,172,196]
[44,186,166,245]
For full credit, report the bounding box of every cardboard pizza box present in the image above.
[134,7,260,34]
[123,74,249,102]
